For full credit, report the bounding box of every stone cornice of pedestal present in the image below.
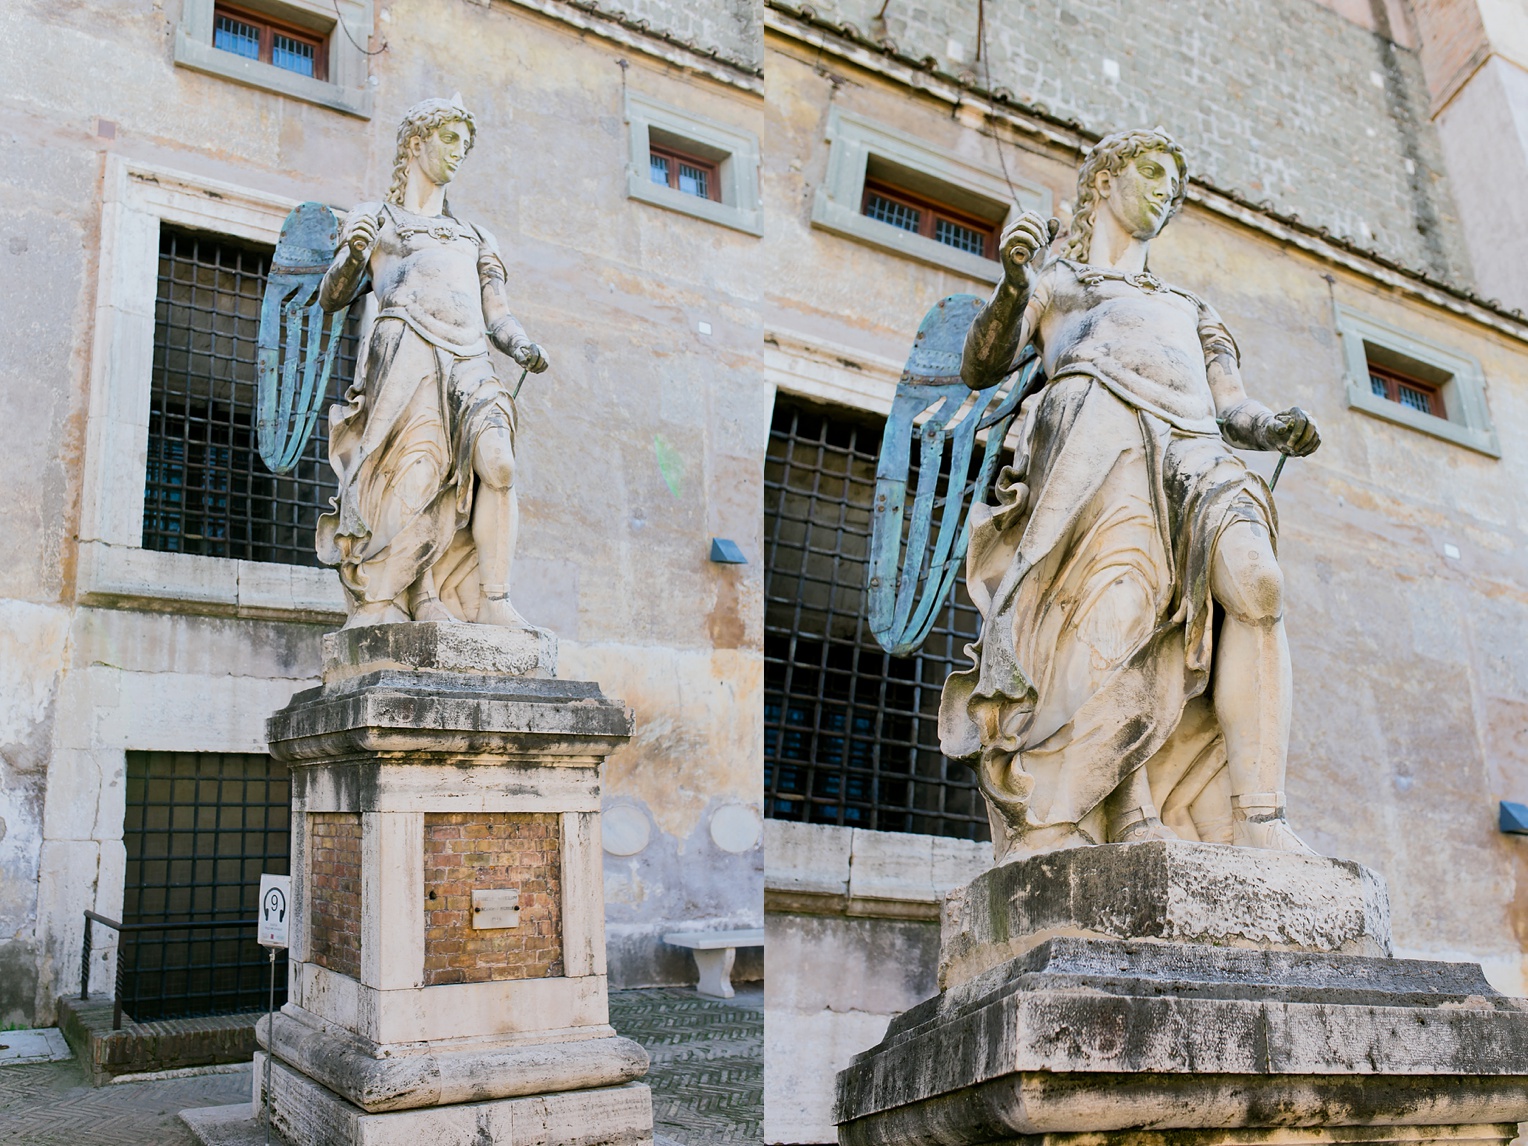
[268,672,635,763]
[939,840,1392,990]
[259,1009,649,1113]
[836,936,1528,1143]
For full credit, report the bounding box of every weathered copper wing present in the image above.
[867,294,1043,656]
[256,202,352,475]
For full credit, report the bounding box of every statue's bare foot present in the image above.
[477,593,534,630]
[1233,811,1317,855]
[343,601,409,629]
[1108,806,1178,844]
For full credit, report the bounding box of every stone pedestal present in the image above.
[836,840,1528,1146]
[238,623,651,1145]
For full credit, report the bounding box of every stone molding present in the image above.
[763,328,903,417]
[836,936,1528,1145]
[765,0,1528,344]
[764,820,989,921]
[259,1008,647,1112]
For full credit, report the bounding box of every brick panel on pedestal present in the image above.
[308,812,362,979]
[423,812,564,985]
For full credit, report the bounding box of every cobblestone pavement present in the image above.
[610,984,763,1146]
[0,986,762,1145]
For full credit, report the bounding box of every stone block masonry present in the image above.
[423,812,564,985]
[309,813,362,980]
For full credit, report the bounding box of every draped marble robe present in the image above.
[938,259,1277,861]
[316,203,515,620]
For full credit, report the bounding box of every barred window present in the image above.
[121,751,290,1020]
[860,180,995,259]
[212,3,328,80]
[144,225,355,566]
[764,396,991,841]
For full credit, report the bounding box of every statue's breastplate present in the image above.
[372,208,486,350]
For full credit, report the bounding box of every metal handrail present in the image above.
[81,911,257,1030]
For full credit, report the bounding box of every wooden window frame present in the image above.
[1367,362,1445,418]
[860,180,999,260]
[648,143,721,203]
[213,2,329,81]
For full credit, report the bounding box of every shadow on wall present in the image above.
[602,797,764,988]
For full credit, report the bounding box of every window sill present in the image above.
[810,194,1002,283]
[77,540,347,624]
[174,30,371,118]
[626,172,763,236]
[1345,380,1501,457]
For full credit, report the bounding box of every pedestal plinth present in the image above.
[836,841,1528,1146]
[253,623,652,1146]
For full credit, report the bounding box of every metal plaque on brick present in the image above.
[258,873,292,948]
[472,888,521,929]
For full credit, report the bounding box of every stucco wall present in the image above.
[0,0,765,1022]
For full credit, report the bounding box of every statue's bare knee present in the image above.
[474,429,516,490]
[1211,521,1282,624]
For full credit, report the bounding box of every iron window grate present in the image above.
[865,193,921,234]
[121,751,291,1022]
[764,396,991,842]
[144,225,356,566]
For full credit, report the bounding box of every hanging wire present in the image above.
[977,0,1026,205]
[333,0,388,55]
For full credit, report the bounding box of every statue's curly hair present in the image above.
[385,97,478,208]
[1062,127,1189,263]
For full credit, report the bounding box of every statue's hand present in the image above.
[1268,406,1320,456]
[343,213,379,257]
[512,341,549,374]
[999,211,1060,289]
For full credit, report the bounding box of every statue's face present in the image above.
[409,119,471,186]
[1096,148,1180,240]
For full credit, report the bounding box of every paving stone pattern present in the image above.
[0,987,761,1144]
[0,1059,251,1145]
[610,985,763,1146]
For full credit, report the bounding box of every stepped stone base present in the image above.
[837,843,1528,1146]
[322,620,557,683]
[59,995,259,1086]
[940,840,1392,989]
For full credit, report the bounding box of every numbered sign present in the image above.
[258,874,292,949]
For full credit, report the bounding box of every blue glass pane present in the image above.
[1370,373,1388,398]
[272,34,315,77]
[649,154,670,187]
[1398,385,1432,413]
[865,194,920,233]
[934,217,986,256]
[678,162,709,199]
[214,14,261,59]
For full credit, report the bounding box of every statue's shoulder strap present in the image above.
[466,220,508,281]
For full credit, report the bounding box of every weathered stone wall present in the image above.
[1,0,764,1022]
[781,0,1472,283]
[308,813,363,980]
[422,812,564,985]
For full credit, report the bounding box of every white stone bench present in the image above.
[662,928,764,999]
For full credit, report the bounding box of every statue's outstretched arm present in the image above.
[319,204,382,313]
[962,211,1057,390]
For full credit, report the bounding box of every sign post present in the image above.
[257,874,290,1145]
